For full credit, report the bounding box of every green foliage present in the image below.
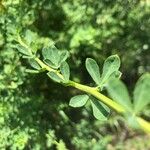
[133,74,150,114]
[86,55,121,90]
[29,59,41,70]
[0,0,150,149]
[42,46,69,69]
[16,44,32,56]
[47,72,63,83]
[100,55,120,86]
[86,58,101,85]
[69,95,89,108]
[60,61,70,82]
[106,78,132,111]
[90,97,110,121]
[107,74,150,116]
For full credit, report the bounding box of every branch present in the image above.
[17,36,150,133]
[34,57,150,133]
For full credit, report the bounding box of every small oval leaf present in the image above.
[90,97,110,121]
[69,95,89,107]
[101,55,120,85]
[60,61,70,82]
[47,72,63,83]
[29,59,41,70]
[59,51,69,64]
[85,58,101,85]
[44,59,59,69]
[16,44,32,56]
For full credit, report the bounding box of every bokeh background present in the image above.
[0,0,150,149]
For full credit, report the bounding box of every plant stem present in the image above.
[17,38,150,133]
[34,57,54,72]
[136,117,150,133]
[34,57,150,133]
[68,81,125,113]
[35,57,125,112]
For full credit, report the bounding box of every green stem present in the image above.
[36,57,150,133]
[34,57,125,113]
[68,81,125,113]
[18,38,150,133]
[136,117,150,133]
[34,57,54,72]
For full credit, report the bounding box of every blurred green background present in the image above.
[0,0,150,149]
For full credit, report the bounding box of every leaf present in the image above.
[133,73,150,113]
[60,61,70,82]
[85,58,101,85]
[42,47,52,59]
[49,46,60,66]
[106,78,132,111]
[110,71,122,79]
[69,95,89,107]
[29,59,41,70]
[42,46,60,67]
[90,97,110,121]
[16,44,32,56]
[100,55,120,85]
[24,30,37,45]
[44,59,59,69]
[47,72,63,83]
[59,51,69,64]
